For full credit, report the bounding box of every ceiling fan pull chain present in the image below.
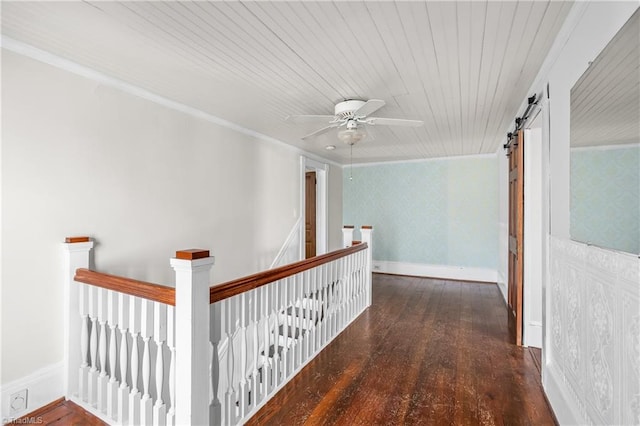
[350,144,353,181]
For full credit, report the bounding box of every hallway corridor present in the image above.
[248,274,555,425]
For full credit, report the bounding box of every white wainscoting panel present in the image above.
[549,236,639,425]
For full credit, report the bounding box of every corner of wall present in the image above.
[0,362,64,422]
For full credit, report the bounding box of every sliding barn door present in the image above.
[507,130,524,346]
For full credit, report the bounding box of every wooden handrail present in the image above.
[210,243,368,304]
[74,268,176,306]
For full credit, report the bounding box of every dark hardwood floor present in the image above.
[5,398,106,426]
[247,274,556,426]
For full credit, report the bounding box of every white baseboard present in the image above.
[524,321,542,348]
[497,271,508,302]
[373,260,498,283]
[543,363,585,426]
[0,362,64,423]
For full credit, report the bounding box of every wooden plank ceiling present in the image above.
[1,1,573,164]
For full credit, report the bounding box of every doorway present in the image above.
[299,157,328,260]
[305,171,317,258]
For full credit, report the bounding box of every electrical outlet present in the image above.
[373,265,381,270]
[9,389,27,416]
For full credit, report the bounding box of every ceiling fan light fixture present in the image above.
[337,128,367,145]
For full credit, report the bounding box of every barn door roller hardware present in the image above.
[503,94,539,151]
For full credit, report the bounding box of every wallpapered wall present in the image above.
[343,155,498,269]
[570,145,640,254]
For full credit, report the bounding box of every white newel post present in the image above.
[342,226,355,248]
[360,226,373,307]
[170,249,214,426]
[62,236,94,401]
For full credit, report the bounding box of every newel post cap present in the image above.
[170,249,215,270]
[62,236,94,251]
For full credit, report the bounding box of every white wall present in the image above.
[521,2,640,424]
[497,149,509,300]
[0,50,342,414]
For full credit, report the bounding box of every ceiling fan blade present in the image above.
[365,117,424,127]
[354,99,385,117]
[286,114,335,123]
[301,123,340,140]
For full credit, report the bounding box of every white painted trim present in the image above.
[300,156,329,260]
[0,36,341,168]
[497,271,508,303]
[350,152,497,168]
[525,322,543,349]
[523,126,544,349]
[0,362,64,422]
[543,363,585,426]
[373,260,497,283]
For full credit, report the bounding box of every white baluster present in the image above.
[107,290,119,419]
[272,281,281,388]
[340,255,353,322]
[97,288,109,412]
[62,237,93,403]
[239,293,248,418]
[333,260,340,334]
[140,299,153,425]
[209,301,222,426]
[358,252,363,313]
[225,297,236,425]
[294,273,307,370]
[361,226,373,307]
[311,266,320,354]
[280,277,289,380]
[88,285,99,407]
[303,270,312,361]
[166,305,176,426]
[257,286,267,401]
[80,308,90,402]
[360,250,366,312]
[321,265,328,347]
[129,295,142,425]
[251,288,260,411]
[262,284,272,395]
[340,255,353,330]
[336,260,342,334]
[315,266,322,350]
[153,301,167,426]
[117,293,129,424]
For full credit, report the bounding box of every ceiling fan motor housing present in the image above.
[335,99,366,119]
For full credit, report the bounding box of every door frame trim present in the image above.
[300,156,328,260]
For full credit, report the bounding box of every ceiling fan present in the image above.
[286,99,424,145]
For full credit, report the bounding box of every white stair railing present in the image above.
[63,238,214,425]
[209,227,373,425]
[63,226,373,425]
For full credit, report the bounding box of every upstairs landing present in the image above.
[247,274,555,425]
